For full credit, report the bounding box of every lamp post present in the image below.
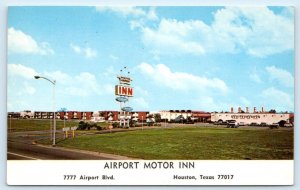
[34,75,56,146]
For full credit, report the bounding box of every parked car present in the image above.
[239,122,245,126]
[284,123,293,128]
[226,120,239,128]
[260,122,267,127]
[250,122,258,126]
[269,123,279,129]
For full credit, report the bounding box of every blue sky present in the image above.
[7,6,294,112]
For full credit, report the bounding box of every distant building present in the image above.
[34,111,58,119]
[211,107,292,126]
[98,111,119,121]
[20,110,34,119]
[132,111,149,122]
[59,111,93,120]
[7,112,20,118]
[159,110,210,122]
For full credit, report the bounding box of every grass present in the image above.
[52,126,293,160]
[7,118,107,132]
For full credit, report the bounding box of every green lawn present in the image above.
[53,126,294,160]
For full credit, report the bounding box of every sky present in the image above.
[7,6,294,112]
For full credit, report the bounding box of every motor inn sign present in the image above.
[115,85,134,97]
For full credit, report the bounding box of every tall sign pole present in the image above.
[115,67,134,128]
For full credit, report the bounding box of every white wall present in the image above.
[211,113,290,125]
[159,111,192,121]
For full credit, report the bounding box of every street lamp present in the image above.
[34,75,56,146]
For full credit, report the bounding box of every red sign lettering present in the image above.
[115,85,134,97]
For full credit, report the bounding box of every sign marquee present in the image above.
[117,76,131,85]
[115,85,134,97]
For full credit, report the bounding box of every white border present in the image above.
[1,0,299,189]
[7,160,294,185]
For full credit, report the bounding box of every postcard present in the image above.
[7,6,294,185]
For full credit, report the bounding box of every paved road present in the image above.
[7,130,131,160]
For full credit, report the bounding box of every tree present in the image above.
[58,107,67,112]
[154,113,161,123]
[99,111,105,117]
[269,109,276,113]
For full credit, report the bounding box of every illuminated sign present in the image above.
[117,76,131,85]
[121,107,133,112]
[115,85,134,97]
[115,96,129,102]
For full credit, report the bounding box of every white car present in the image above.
[226,120,239,128]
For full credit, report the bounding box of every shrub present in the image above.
[95,125,102,131]
[77,121,88,130]
[112,122,119,128]
[101,126,108,130]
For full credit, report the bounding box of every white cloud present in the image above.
[249,72,262,83]
[129,20,144,30]
[135,86,149,97]
[103,65,115,77]
[109,54,119,61]
[195,95,234,112]
[63,72,101,97]
[266,66,294,87]
[137,62,228,93]
[240,97,251,106]
[103,84,114,94]
[142,19,207,56]
[97,6,158,33]
[44,70,72,85]
[261,87,293,111]
[8,64,39,79]
[7,64,115,111]
[44,70,112,97]
[132,97,149,109]
[7,64,110,98]
[147,7,158,21]
[140,7,293,57]
[96,6,158,20]
[23,82,36,95]
[70,43,81,53]
[96,6,146,18]
[197,96,218,111]
[70,43,97,58]
[8,27,54,55]
[84,47,97,58]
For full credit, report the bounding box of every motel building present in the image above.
[210,107,292,126]
[159,110,211,122]
[33,111,93,120]
[90,111,149,122]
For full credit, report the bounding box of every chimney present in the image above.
[261,107,264,113]
[246,107,249,113]
[238,107,241,113]
[253,107,257,113]
[230,107,234,113]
